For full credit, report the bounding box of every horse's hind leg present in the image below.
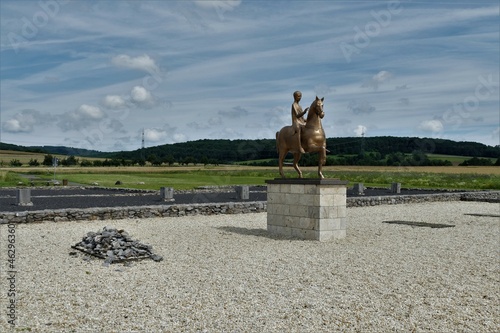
[318,164,324,179]
[278,148,287,178]
[318,147,326,179]
[293,152,302,178]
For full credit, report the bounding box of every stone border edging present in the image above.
[0,202,267,224]
[347,191,499,207]
[0,191,498,224]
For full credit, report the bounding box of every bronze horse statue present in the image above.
[276,96,327,178]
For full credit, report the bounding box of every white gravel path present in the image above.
[1,201,499,332]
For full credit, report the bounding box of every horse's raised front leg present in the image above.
[293,152,302,178]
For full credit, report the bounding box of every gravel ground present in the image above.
[1,201,499,332]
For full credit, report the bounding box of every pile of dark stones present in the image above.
[72,226,163,265]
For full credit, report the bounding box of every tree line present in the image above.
[7,151,498,168]
[1,136,499,167]
[104,137,499,164]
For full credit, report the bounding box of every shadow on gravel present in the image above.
[383,220,455,228]
[464,213,500,218]
[217,226,298,240]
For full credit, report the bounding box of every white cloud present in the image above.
[77,104,104,120]
[144,128,167,142]
[111,54,160,74]
[418,120,443,133]
[362,71,392,90]
[2,109,52,133]
[3,119,28,133]
[131,86,151,103]
[354,125,367,137]
[130,86,155,107]
[57,105,105,131]
[102,95,127,109]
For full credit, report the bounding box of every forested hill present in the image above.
[107,136,500,163]
[0,143,109,158]
[1,136,499,163]
[328,137,500,157]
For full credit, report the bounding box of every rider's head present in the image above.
[293,91,302,101]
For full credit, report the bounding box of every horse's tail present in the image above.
[275,131,280,153]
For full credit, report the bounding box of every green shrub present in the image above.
[10,159,22,167]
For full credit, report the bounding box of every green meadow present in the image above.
[2,165,499,190]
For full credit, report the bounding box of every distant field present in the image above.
[0,150,106,165]
[426,154,497,165]
[0,150,49,164]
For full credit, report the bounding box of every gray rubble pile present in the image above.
[72,226,163,264]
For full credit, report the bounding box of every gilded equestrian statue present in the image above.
[276,94,327,179]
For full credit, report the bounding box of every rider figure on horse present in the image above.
[291,91,308,154]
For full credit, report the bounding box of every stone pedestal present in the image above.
[266,178,348,241]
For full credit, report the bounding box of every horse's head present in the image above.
[309,96,325,119]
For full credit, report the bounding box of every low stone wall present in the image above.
[1,191,497,224]
[0,202,267,224]
[347,191,499,207]
[459,191,500,203]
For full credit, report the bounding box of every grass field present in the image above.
[427,154,469,163]
[1,164,499,190]
[427,154,497,165]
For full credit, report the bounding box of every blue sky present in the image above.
[1,0,499,152]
